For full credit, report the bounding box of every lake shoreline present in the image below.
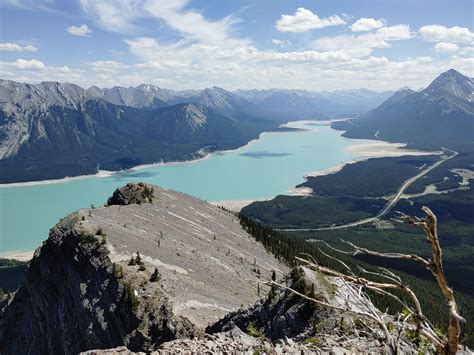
[0,119,439,260]
[0,250,35,262]
[0,126,308,188]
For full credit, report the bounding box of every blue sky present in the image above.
[0,0,472,90]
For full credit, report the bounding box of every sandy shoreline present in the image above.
[299,141,441,182]
[0,126,302,188]
[0,120,441,260]
[346,141,441,158]
[210,200,257,212]
[0,250,35,262]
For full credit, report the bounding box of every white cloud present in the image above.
[434,42,460,53]
[459,46,474,56]
[272,39,284,46]
[313,25,415,57]
[272,39,291,48]
[419,25,474,43]
[80,0,240,44]
[4,0,472,91]
[142,0,240,45]
[2,54,474,92]
[79,0,146,33]
[0,59,87,85]
[0,0,55,11]
[1,59,46,71]
[91,61,123,73]
[0,42,38,52]
[67,24,92,37]
[350,18,386,32]
[276,7,346,33]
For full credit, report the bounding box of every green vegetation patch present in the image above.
[246,321,263,338]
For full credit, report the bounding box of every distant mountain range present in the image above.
[85,84,392,122]
[0,78,394,183]
[333,69,474,150]
[234,88,394,121]
[1,69,469,183]
[0,80,271,183]
[86,85,264,122]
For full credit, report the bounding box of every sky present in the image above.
[0,0,473,91]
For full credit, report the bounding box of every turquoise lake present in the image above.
[0,122,377,254]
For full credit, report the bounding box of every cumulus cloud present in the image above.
[434,42,460,53]
[14,59,45,70]
[350,18,386,32]
[276,7,346,33]
[458,46,474,56]
[419,25,474,43]
[0,59,86,85]
[272,39,291,47]
[67,24,92,37]
[313,25,415,57]
[4,0,472,91]
[0,42,38,52]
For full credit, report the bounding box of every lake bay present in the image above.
[0,121,410,254]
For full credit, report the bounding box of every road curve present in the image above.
[276,149,458,232]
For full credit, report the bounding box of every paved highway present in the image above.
[277,149,458,232]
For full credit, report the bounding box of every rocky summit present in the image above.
[3,183,455,354]
[0,183,287,354]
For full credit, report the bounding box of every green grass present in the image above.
[246,321,263,338]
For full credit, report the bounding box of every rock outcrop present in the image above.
[0,211,195,354]
[0,184,286,354]
[107,182,154,206]
[208,266,330,340]
[207,266,420,354]
[0,183,436,354]
[76,265,423,354]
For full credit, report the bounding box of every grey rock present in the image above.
[107,182,154,206]
[0,184,286,354]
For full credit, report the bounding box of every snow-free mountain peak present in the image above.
[423,68,473,101]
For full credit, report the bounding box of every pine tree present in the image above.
[150,267,160,282]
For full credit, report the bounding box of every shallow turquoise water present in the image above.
[0,122,373,254]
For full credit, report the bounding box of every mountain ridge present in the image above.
[0,183,287,353]
[332,69,474,149]
[0,80,271,183]
[0,183,432,354]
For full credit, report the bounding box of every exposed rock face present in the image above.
[207,266,421,354]
[0,184,286,354]
[77,265,423,354]
[90,185,288,328]
[107,182,154,206]
[0,183,431,354]
[0,211,195,354]
[208,266,330,339]
[333,68,474,146]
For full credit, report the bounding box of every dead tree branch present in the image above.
[397,206,465,354]
[271,207,465,353]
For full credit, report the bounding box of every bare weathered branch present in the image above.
[340,240,432,270]
[402,206,465,355]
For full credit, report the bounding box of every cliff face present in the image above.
[0,183,430,354]
[0,183,286,354]
[0,211,195,354]
[78,265,423,354]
